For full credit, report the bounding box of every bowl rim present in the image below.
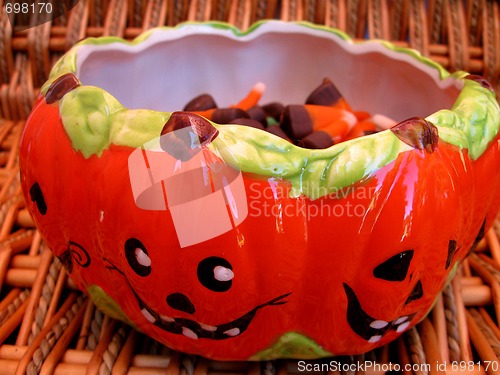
[47,20,461,90]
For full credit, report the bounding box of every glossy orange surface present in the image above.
[20,96,500,360]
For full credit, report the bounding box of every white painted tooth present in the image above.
[394,316,409,325]
[223,327,240,337]
[182,327,198,340]
[370,320,389,329]
[141,308,156,323]
[368,335,382,343]
[159,314,175,323]
[396,321,411,333]
[199,323,217,332]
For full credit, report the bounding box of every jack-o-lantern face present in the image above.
[104,242,291,340]
[20,94,499,360]
[344,250,418,343]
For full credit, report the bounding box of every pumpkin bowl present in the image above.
[20,21,500,360]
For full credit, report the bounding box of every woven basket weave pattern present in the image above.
[0,1,500,374]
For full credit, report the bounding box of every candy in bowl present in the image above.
[19,21,500,360]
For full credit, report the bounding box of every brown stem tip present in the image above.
[391,117,439,153]
[465,74,495,93]
[45,73,80,104]
[160,112,219,159]
[161,111,219,144]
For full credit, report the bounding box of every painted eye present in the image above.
[214,265,234,281]
[30,182,47,215]
[125,238,151,277]
[373,250,414,282]
[197,257,233,292]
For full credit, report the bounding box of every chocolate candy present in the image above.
[262,102,284,121]
[298,131,334,149]
[211,108,250,124]
[305,78,343,106]
[247,105,268,127]
[280,105,313,141]
[180,77,382,149]
[229,118,265,130]
[183,94,218,111]
[465,74,495,92]
[267,125,290,141]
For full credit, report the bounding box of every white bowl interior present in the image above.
[76,23,462,121]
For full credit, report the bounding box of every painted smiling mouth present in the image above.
[343,283,415,343]
[104,258,291,340]
[137,292,291,340]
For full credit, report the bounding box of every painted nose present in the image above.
[166,293,196,314]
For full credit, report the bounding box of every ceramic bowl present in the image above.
[20,21,500,360]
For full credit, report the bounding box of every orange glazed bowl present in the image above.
[20,21,500,360]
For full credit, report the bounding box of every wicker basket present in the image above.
[1,1,500,374]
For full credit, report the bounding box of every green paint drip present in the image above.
[249,332,333,360]
[87,285,135,327]
[60,87,120,158]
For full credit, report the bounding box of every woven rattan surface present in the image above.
[1,1,500,374]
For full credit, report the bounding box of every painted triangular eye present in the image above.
[446,240,458,269]
[373,250,414,281]
[30,182,47,215]
[404,280,423,304]
[473,219,486,246]
[197,257,233,292]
